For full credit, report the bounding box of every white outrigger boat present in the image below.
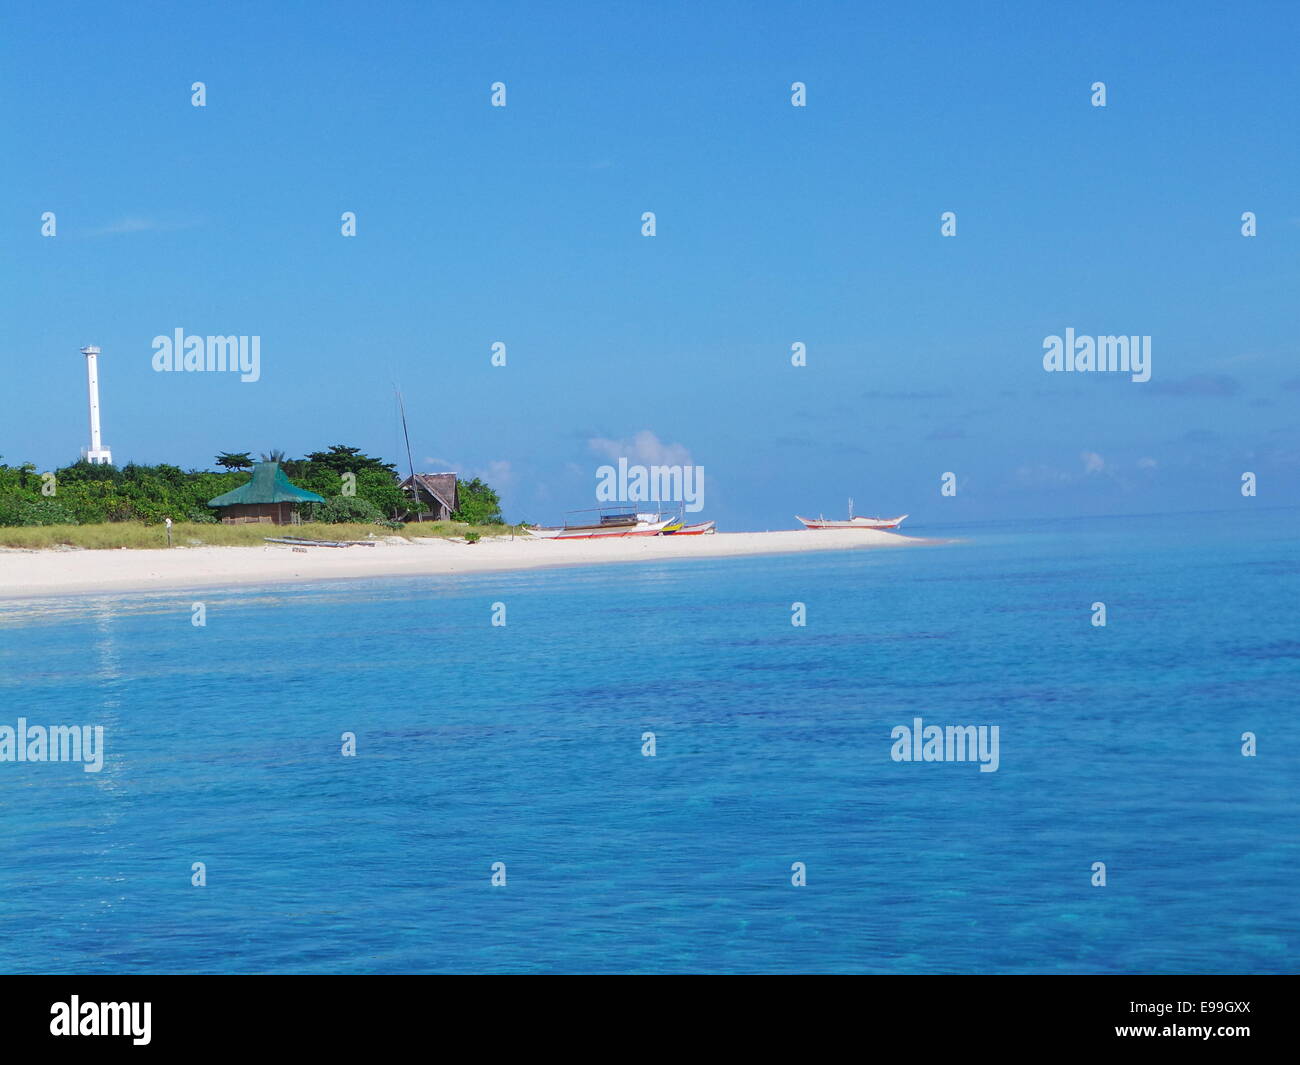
[526,506,675,539]
[665,519,716,535]
[796,498,907,531]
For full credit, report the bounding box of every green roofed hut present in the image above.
[207,461,325,524]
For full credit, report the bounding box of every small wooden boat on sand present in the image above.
[796,499,906,531]
[664,520,716,535]
[526,506,673,539]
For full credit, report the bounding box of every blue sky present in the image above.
[2,1,1296,527]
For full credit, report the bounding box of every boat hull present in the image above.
[796,514,907,531]
[665,520,716,535]
[526,518,673,539]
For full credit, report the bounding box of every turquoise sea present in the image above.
[0,508,1295,974]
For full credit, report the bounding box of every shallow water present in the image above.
[0,508,1295,973]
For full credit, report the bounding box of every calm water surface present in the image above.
[0,509,1295,973]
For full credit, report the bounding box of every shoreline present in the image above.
[0,529,939,601]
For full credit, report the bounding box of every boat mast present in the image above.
[849,496,854,520]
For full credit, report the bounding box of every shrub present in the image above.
[303,495,384,524]
[0,495,79,527]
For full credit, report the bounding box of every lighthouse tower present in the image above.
[80,345,113,465]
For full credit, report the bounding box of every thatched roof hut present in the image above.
[208,461,325,524]
[399,472,458,521]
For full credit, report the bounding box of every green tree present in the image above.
[453,477,503,525]
[215,451,253,471]
[302,444,397,476]
[56,459,117,484]
[354,468,409,518]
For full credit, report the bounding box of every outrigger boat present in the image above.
[642,505,715,535]
[664,520,716,535]
[796,498,907,531]
[526,506,674,539]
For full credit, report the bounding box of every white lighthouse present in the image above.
[80,345,113,465]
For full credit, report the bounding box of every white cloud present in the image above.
[86,216,199,237]
[1081,450,1105,474]
[588,430,692,465]
[418,457,514,491]
[471,459,515,489]
[1014,463,1072,487]
[92,216,158,235]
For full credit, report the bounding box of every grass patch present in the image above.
[0,521,523,550]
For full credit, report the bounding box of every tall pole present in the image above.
[396,388,420,521]
[80,346,112,465]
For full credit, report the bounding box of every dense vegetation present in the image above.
[0,444,507,533]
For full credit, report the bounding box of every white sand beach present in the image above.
[0,529,930,600]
